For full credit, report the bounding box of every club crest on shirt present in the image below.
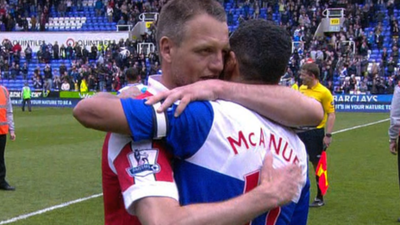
[126,149,160,177]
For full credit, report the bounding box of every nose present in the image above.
[208,51,224,75]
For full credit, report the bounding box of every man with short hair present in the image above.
[117,68,146,95]
[298,62,336,207]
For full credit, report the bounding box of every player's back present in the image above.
[170,100,309,225]
[120,96,310,224]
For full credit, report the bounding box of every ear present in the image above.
[159,37,173,63]
[221,51,239,81]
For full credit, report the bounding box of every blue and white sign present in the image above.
[11,98,80,108]
[334,95,392,112]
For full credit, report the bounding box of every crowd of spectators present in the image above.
[0,0,167,31]
[263,0,400,95]
[0,0,162,92]
[0,35,160,92]
[2,0,400,94]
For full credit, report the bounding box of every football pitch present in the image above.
[0,107,398,225]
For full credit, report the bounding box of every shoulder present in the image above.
[167,101,215,132]
[210,100,242,110]
[136,91,153,99]
[317,83,332,95]
[181,101,214,116]
[107,133,132,151]
[299,85,307,91]
[394,85,400,94]
[207,100,260,122]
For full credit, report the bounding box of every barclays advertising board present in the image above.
[334,95,393,113]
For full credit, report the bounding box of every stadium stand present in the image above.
[1,0,400,94]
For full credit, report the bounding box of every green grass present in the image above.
[0,108,104,224]
[0,109,398,224]
[309,113,399,225]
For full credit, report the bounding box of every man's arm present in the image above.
[146,80,323,127]
[73,92,131,134]
[321,89,335,148]
[134,153,302,225]
[325,113,335,135]
[323,112,335,148]
[6,94,15,141]
[216,81,324,127]
[389,85,400,154]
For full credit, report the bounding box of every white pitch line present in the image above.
[0,194,103,225]
[0,117,391,224]
[332,118,389,135]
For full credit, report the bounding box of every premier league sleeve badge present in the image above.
[126,149,161,177]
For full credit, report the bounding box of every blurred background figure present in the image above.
[21,82,31,112]
[0,85,16,191]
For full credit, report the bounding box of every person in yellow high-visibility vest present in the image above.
[298,63,336,207]
[21,82,32,112]
[80,77,88,93]
[0,85,16,191]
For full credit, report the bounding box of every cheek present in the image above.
[172,62,193,85]
[182,64,197,83]
[185,59,204,79]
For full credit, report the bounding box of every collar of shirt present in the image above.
[127,82,142,87]
[147,74,169,94]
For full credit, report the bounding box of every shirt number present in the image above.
[243,170,281,225]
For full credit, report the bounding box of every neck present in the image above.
[307,79,319,88]
[159,65,175,89]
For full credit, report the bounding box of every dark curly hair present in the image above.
[230,19,292,84]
